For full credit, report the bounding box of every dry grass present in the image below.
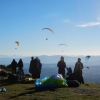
[0,80,100,100]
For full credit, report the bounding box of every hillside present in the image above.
[0,65,100,100]
[0,82,100,100]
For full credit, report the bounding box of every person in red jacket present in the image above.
[57,56,67,77]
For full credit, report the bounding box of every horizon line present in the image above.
[0,54,100,58]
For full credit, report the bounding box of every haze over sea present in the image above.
[0,55,100,83]
[24,63,100,83]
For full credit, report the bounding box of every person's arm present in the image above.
[11,62,13,68]
[22,62,23,67]
[17,62,19,67]
[81,63,83,69]
[16,62,18,68]
[65,62,68,70]
[29,61,32,73]
[40,63,42,67]
[74,63,77,72]
[57,62,59,67]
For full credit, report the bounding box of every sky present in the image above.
[0,0,100,56]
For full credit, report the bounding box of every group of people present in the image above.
[10,56,42,79]
[29,57,42,79]
[11,59,23,74]
[57,56,84,84]
[11,59,24,79]
[10,56,84,84]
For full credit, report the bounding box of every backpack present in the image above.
[74,62,82,74]
[67,67,72,75]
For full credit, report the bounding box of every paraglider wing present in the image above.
[86,67,89,69]
[42,28,54,34]
[85,55,90,62]
[59,44,67,52]
[15,41,19,46]
[59,44,67,47]
[87,56,90,58]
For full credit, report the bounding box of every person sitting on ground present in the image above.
[57,56,67,78]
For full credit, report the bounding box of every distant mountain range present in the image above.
[0,55,100,66]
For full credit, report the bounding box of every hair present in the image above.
[20,59,22,61]
[78,58,81,61]
[31,56,34,60]
[60,56,64,61]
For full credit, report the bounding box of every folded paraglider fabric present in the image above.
[34,74,68,88]
[50,74,63,80]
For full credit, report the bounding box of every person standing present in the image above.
[29,57,38,79]
[74,58,84,84]
[11,59,17,74]
[17,59,24,80]
[57,56,67,78]
[17,59,23,71]
[36,57,42,78]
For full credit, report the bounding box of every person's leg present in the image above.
[81,76,84,84]
[12,69,14,74]
[62,70,65,78]
[14,69,16,74]
[32,73,35,79]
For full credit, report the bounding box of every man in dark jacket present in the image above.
[57,56,67,78]
[11,59,17,74]
[17,59,23,70]
[74,58,84,84]
[29,57,38,79]
[17,59,24,80]
[36,57,42,78]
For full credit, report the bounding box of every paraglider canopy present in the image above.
[85,55,90,62]
[86,56,90,58]
[59,44,67,47]
[42,28,54,34]
[86,67,89,69]
[59,44,67,52]
[15,41,19,46]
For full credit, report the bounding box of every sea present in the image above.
[23,63,100,83]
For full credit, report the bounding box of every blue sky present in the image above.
[0,0,100,56]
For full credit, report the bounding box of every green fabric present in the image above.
[41,77,68,87]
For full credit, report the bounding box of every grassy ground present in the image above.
[0,79,100,100]
[0,67,100,100]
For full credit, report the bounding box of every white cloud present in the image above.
[75,22,100,27]
[63,19,70,23]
